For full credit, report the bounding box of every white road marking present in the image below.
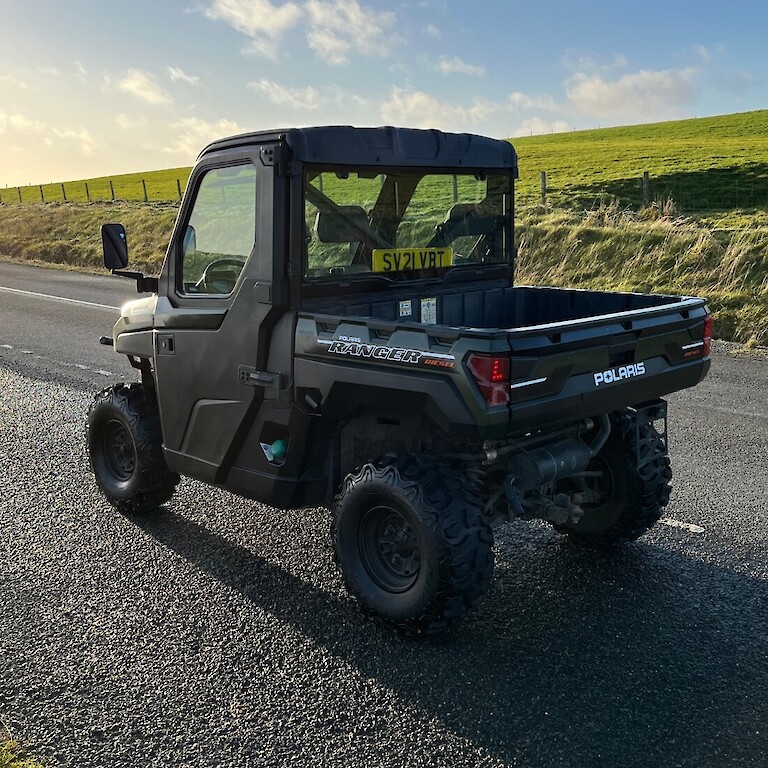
[1,343,115,378]
[0,285,119,311]
[660,518,705,534]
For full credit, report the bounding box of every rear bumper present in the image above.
[508,357,709,433]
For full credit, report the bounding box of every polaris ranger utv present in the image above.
[88,126,711,635]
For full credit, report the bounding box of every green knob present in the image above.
[271,439,287,460]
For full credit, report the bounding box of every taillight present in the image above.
[703,314,713,356]
[468,353,510,406]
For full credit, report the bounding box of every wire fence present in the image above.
[0,175,190,205]
[3,170,768,213]
[527,170,768,213]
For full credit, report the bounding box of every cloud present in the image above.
[424,24,441,39]
[562,51,629,74]
[437,56,485,77]
[511,117,571,137]
[380,88,498,132]
[304,0,396,65]
[51,126,97,155]
[249,78,320,110]
[117,70,173,105]
[204,0,396,64]
[205,0,303,36]
[164,116,246,157]
[74,61,87,81]
[115,113,148,130]
[167,66,200,86]
[0,75,28,90]
[0,109,96,154]
[248,78,368,112]
[507,92,557,111]
[38,66,60,76]
[565,67,696,121]
[204,0,303,60]
[0,112,45,133]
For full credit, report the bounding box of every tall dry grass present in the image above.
[516,203,768,344]
[0,200,766,343]
[0,202,177,274]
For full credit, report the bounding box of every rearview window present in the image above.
[304,169,513,280]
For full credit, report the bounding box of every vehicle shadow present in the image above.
[134,510,768,768]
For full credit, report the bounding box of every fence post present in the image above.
[61,183,67,202]
[540,171,547,206]
[142,179,148,203]
[110,180,115,201]
[85,182,91,203]
[452,175,459,203]
[18,188,22,203]
[642,172,650,206]
[176,179,182,200]
[39,185,44,202]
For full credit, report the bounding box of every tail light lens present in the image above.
[703,314,713,356]
[468,353,510,406]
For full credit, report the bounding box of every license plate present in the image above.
[372,247,453,272]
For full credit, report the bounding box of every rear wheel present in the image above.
[332,453,494,635]
[554,410,671,547]
[87,383,179,514]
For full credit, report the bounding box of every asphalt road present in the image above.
[0,262,766,767]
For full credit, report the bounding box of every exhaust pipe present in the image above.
[506,414,611,493]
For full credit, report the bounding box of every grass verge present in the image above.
[0,735,45,768]
[0,200,766,344]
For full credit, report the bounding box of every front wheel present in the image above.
[554,410,671,547]
[87,383,179,514]
[332,454,494,635]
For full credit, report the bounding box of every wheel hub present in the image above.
[103,419,136,481]
[359,506,421,592]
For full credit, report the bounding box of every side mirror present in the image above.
[102,223,128,270]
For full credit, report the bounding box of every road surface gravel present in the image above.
[0,262,766,767]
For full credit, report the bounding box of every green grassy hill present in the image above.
[3,109,768,212]
[1,167,191,205]
[513,110,768,210]
[0,110,768,212]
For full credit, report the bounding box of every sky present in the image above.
[0,0,766,186]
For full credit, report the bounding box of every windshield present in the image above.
[304,168,513,280]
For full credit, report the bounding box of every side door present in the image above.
[153,152,279,483]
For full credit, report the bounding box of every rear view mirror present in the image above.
[101,223,128,270]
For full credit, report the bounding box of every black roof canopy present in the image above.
[199,125,518,172]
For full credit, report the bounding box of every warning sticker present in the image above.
[421,297,437,325]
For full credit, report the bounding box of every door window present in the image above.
[180,164,257,295]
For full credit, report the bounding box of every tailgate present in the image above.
[504,297,711,431]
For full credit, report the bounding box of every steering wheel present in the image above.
[198,258,246,294]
